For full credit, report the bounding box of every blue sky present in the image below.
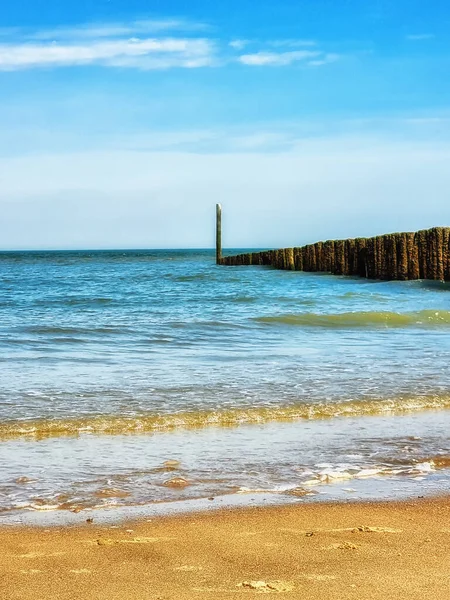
[0,0,449,249]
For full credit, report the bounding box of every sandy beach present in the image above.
[1,497,449,599]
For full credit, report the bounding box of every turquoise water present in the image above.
[0,249,450,520]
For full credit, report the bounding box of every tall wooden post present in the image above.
[216,203,222,265]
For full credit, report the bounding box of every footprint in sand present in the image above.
[95,536,175,546]
[192,587,235,593]
[279,526,402,535]
[328,542,358,550]
[96,538,117,546]
[123,537,175,544]
[351,526,402,533]
[237,580,295,592]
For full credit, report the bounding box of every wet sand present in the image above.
[1,497,450,599]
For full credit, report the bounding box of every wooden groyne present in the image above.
[220,227,450,281]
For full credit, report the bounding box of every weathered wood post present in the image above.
[216,203,222,265]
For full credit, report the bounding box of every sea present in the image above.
[1,249,450,525]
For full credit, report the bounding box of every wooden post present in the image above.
[216,203,222,265]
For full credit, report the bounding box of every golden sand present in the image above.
[1,497,450,599]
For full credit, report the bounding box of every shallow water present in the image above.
[0,249,449,520]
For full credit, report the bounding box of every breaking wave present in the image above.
[255,310,450,329]
[2,394,450,440]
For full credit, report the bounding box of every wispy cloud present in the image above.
[308,53,340,67]
[0,19,342,72]
[238,49,336,67]
[30,19,209,41]
[0,37,215,71]
[231,39,316,50]
[406,34,435,41]
[109,115,450,153]
[0,18,215,71]
[229,39,249,50]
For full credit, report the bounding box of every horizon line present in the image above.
[0,246,268,253]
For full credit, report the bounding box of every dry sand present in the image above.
[1,497,450,599]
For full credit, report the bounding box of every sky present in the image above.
[0,0,449,249]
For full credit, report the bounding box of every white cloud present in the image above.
[229,39,249,50]
[0,18,214,71]
[229,39,316,51]
[239,49,341,68]
[406,34,435,41]
[308,53,341,67]
[0,37,215,71]
[0,19,342,72]
[30,19,208,41]
[239,50,321,66]
[0,20,208,43]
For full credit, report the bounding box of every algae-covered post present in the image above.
[216,203,222,265]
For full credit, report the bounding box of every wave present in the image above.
[21,326,130,336]
[169,320,252,331]
[417,280,450,292]
[2,395,450,441]
[254,310,450,329]
[230,296,257,304]
[238,455,450,495]
[338,292,389,302]
[43,297,115,307]
[167,274,210,282]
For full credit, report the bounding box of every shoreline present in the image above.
[3,409,450,523]
[2,471,450,529]
[1,495,450,599]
